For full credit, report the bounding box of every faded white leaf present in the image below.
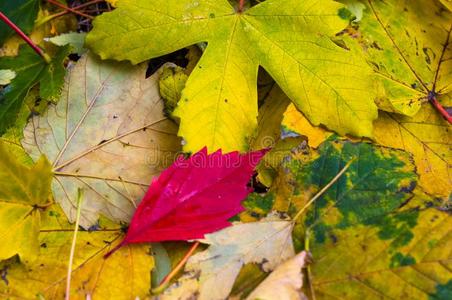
[22,53,181,227]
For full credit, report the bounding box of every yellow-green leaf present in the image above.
[0,141,52,262]
[251,83,290,151]
[0,204,40,263]
[373,106,452,199]
[158,63,188,115]
[309,203,451,300]
[0,206,154,300]
[440,0,452,11]
[87,0,377,152]
[279,99,452,199]
[353,0,451,116]
[282,103,333,148]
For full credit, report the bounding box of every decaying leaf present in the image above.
[0,206,154,300]
[351,0,451,116]
[280,100,452,199]
[275,137,417,232]
[373,106,452,199]
[0,45,71,134]
[308,198,451,299]
[0,141,52,262]
[22,53,181,227]
[246,251,309,300]
[87,0,377,153]
[258,137,451,299]
[164,213,295,300]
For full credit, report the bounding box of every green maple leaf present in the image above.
[0,0,39,44]
[0,45,71,135]
[86,0,377,152]
[0,141,52,263]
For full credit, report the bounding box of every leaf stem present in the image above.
[238,0,246,12]
[304,230,317,300]
[151,241,200,295]
[103,239,126,258]
[47,0,94,19]
[292,158,355,222]
[65,189,84,300]
[429,94,452,124]
[0,11,51,63]
[36,0,104,26]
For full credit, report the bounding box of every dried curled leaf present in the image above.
[164,213,295,300]
[246,251,309,300]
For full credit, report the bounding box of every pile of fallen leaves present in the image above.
[0,0,451,299]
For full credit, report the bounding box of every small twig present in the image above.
[151,242,200,295]
[292,158,355,222]
[304,230,317,300]
[37,0,104,25]
[34,201,54,209]
[0,11,51,63]
[47,0,94,19]
[238,0,246,12]
[429,93,452,124]
[65,189,84,300]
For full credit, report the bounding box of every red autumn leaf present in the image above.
[106,147,267,256]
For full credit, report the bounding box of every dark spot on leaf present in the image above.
[338,7,352,20]
[371,41,383,50]
[250,211,260,218]
[40,243,47,248]
[390,252,416,268]
[423,47,432,64]
[88,223,101,232]
[1,266,8,285]
[398,181,417,194]
[329,233,338,244]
